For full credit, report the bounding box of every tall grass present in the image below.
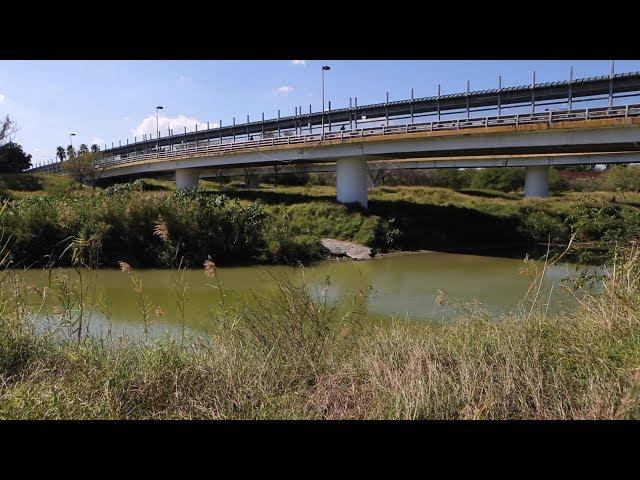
[1,233,640,419]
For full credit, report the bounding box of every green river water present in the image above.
[11,251,592,339]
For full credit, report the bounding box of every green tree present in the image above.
[0,142,32,173]
[90,144,100,153]
[66,145,76,160]
[56,146,66,162]
[61,151,105,187]
[78,143,89,155]
[470,168,524,192]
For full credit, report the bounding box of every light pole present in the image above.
[321,65,331,136]
[69,133,76,148]
[156,106,164,156]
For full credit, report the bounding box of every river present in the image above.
[11,251,593,338]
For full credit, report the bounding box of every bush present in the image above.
[601,165,640,192]
[0,189,274,268]
[548,169,572,193]
[469,168,524,192]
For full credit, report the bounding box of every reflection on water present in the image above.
[11,251,596,338]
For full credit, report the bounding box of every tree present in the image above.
[470,168,524,193]
[0,142,32,173]
[90,144,100,153]
[66,145,76,160]
[367,162,388,186]
[61,151,106,187]
[243,167,260,188]
[78,144,89,155]
[56,146,67,162]
[272,164,281,186]
[0,116,17,147]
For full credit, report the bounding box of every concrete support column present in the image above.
[175,168,199,190]
[524,166,549,198]
[336,157,368,209]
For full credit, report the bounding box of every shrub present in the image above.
[601,165,640,192]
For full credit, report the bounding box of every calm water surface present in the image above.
[14,251,593,338]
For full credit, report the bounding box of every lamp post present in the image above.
[321,65,331,136]
[69,133,76,148]
[156,106,164,158]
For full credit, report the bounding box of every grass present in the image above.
[4,173,640,268]
[2,237,640,419]
[218,182,640,260]
[0,173,79,199]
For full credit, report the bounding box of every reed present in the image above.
[1,237,640,419]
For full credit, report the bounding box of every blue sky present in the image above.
[1,59,640,165]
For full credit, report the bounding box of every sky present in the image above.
[1,59,640,165]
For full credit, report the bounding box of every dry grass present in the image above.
[1,238,640,419]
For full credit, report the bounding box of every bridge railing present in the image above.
[101,103,640,168]
[30,103,640,173]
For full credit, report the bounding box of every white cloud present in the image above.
[132,115,217,137]
[291,60,306,66]
[0,93,5,103]
[277,85,294,94]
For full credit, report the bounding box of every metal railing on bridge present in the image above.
[103,103,640,167]
[29,103,640,174]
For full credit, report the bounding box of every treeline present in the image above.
[296,165,640,195]
[56,143,101,163]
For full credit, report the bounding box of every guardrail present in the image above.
[30,103,640,174]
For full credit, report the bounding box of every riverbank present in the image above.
[3,173,640,268]
[1,242,639,419]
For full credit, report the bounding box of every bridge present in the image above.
[31,70,640,208]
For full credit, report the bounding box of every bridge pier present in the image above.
[336,157,368,209]
[175,168,199,190]
[524,166,549,198]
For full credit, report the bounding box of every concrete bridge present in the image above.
[31,70,640,208]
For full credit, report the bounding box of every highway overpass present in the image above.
[31,70,640,208]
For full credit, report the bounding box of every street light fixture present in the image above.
[321,65,331,136]
[69,133,76,148]
[156,106,164,157]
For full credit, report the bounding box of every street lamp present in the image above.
[69,133,76,148]
[321,65,331,136]
[156,106,164,158]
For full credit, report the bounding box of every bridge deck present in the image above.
[100,105,640,172]
[99,71,640,157]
